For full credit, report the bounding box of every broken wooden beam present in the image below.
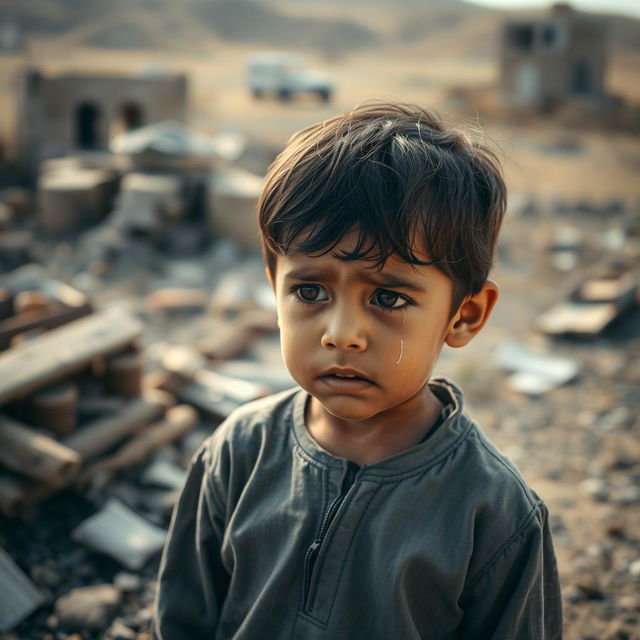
[199,308,278,361]
[62,396,165,461]
[0,307,142,405]
[161,346,268,420]
[0,471,68,518]
[0,303,93,351]
[0,414,81,482]
[81,405,197,484]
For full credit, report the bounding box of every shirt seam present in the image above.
[477,437,538,507]
[463,501,541,594]
[461,438,542,593]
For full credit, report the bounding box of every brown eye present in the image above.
[371,290,407,309]
[295,285,328,303]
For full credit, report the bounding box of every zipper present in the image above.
[303,461,360,610]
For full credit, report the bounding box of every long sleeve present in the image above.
[153,442,229,639]
[457,502,563,640]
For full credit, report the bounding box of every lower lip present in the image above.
[319,375,373,393]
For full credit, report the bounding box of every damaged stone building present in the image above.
[16,69,188,174]
[500,3,608,111]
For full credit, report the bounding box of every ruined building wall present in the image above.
[500,12,607,110]
[17,71,188,173]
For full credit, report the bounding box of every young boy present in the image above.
[153,103,562,639]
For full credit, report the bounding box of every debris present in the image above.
[71,498,166,571]
[581,478,610,502]
[109,173,183,238]
[548,226,582,271]
[54,584,121,631]
[104,350,144,398]
[28,382,78,435]
[140,457,186,491]
[199,307,277,361]
[106,618,137,640]
[536,261,638,337]
[37,168,117,236]
[80,405,197,484]
[110,120,221,159]
[161,346,268,419]
[213,359,294,393]
[208,265,274,314]
[494,340,581,395]
[62,397,166,462]
[0,414,81,481]
[113,572,143,593]
[0,232,34,271]
[0,306,142,405]
[207,167,264,251]
[144,288,208,313]
[0,546,45,632]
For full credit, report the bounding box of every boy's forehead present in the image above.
[276,242,443,288]
[286,227,435,267]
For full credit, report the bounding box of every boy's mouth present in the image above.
[319,367,374,388]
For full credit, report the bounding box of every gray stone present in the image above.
[106,618,136,640]
[113,572,143,592]
[31,564,61,588]
[54,584,121,631]
[581,478,609,502]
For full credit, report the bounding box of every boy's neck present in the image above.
[305,385,445,467]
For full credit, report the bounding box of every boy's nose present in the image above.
[320,307,368,352]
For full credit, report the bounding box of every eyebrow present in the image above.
[368,273,426,292]
[283,266,427,293]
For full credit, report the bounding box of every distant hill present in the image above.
[0,0,638,55]
[191,0,378,51]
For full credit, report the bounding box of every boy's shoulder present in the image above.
[429,380,544,528]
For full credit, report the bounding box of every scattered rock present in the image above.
[31,563,61,588]
[566,579,606,603]
[581,478,610,502]
[113,572,143,592]
[54,584,121,631]
[106,618,136,640]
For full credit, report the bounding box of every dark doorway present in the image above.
[119,102,144,130]
[75,102,102,149]
[571,60,592,94]
[508,25,534,51]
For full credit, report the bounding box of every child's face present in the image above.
[268,231,461,426]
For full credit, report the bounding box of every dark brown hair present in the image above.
[258,102,506,313]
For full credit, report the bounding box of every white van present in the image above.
[246,52,333,102]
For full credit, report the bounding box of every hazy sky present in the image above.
[466,0,640,18]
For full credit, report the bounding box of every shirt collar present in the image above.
[290,377,473,478]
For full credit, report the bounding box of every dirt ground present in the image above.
[1,33,639,639]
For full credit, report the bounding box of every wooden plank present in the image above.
[0,414,81,481]
[62,396,165,461]
[80,405,197,484]
[0,307,142,405]
[0,303,93,351]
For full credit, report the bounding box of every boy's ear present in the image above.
[445,281,499,348]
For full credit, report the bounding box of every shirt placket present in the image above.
[302,462,378,624]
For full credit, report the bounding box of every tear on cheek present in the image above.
[395,308,407,365]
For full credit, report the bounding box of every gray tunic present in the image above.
[153,379,562,639]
